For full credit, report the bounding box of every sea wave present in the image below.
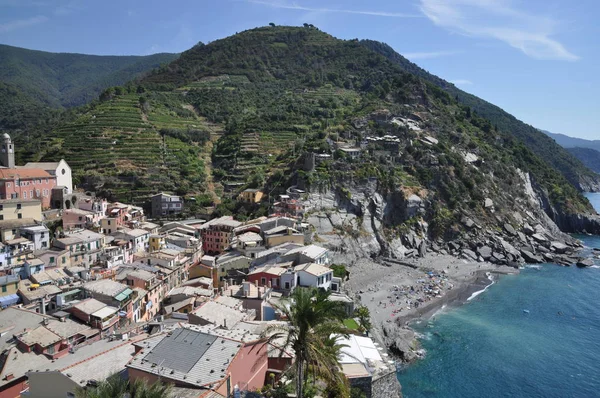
[467,280,495,301]
[590,265,600,269]
[525,265,542,270]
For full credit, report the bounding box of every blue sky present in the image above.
[0,0,598,140]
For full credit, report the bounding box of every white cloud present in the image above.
[246,0,421,18]
[419,0,578,61]
[0,15,47,32]
[403,50,461,60]
[450,79,473,85]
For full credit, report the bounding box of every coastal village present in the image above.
[0,133,402,398]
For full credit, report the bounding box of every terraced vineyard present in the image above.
[42,92,214,203]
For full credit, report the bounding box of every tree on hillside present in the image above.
[264,287,349,398]
[75,375,172,398]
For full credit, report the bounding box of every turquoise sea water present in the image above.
[397,193,600,398]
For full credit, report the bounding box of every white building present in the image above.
[18,224,50,250]
[294,263,333,290]
[21,159,73,193]
[111,228,150,253]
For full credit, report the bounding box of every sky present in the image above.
[0,0,599,140]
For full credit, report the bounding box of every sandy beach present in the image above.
[343,253,519,360]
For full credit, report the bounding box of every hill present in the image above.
[360,40,600,192]
[0,44,179,109]
[566,147,600,174]
[27,26,597,234]
[543,130,600,152]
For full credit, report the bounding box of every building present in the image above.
[294,263,334,290]
[127,327,268,396]
[20,159,73,193]
[0,198,42,222]
[336,334,402,398]
[188,299,252,329]
[223,281,273,321]
[0,168,57,208]
[150,192,184,218]
[54,230,104,267]
[62,208,102,230]
[272,195,304,219]
[339,147,362,160]
[199,216,242,255]
[112,228,150,253]
[0,133,15,168]
[248,266,287,290]
[0,275,20,307]
[18,224,50,250]
[280,244,331,266]
[82,279,136,321]
[69,298,120,332]
[238,188,264,204]
[0,218,38,242]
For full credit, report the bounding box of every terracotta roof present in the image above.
[0,168,52,180]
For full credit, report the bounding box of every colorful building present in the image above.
[199,216,242,255]
[0,168,57,208]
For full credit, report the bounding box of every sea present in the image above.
[397,192,600,398]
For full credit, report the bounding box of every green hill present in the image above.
[567,147,600,174]
[360,40,600,192]
[26,26,595,227]
[0,44,179,108]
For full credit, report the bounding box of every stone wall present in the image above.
[372,370,402,398]
[349,375,373,398]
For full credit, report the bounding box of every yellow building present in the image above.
[0,199,42,221]
[0,275,19,297]
[149,235,165,252]
[238,189,264,204]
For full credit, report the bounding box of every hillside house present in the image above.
[238,188,264,203]
[150,192,184,218]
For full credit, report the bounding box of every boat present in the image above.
[523,309,530,314]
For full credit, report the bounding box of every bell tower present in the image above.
[0,133,15,168]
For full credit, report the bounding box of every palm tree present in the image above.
[75,374,173,398]
[265,287,349,398]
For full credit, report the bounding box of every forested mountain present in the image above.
[18,26,597,233]
[0,44,179,108]
[566,147,600,174]
[360,40,600,192]
[543,130,600,152]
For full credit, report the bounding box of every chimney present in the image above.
[39,297,46,315]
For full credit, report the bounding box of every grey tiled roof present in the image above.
[128,328,241,388]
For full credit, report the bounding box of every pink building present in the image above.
[0,168,56,208]
[199,216,242,255]
[62,208,103,230]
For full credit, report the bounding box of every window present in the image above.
[17,214,22,219]
[62,257,66,264]
[6,183,10,188]
[1,286,5,293]
[50,257,55,263]
[30,190,33,198]
[261,277,267,285]
[0,215,3,221]
[0,205,3,211]
[16,204,21,209]
[22,191,26,199]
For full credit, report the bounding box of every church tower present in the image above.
[0,133,15,168]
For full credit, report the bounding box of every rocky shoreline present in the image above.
[344,253,520,363]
